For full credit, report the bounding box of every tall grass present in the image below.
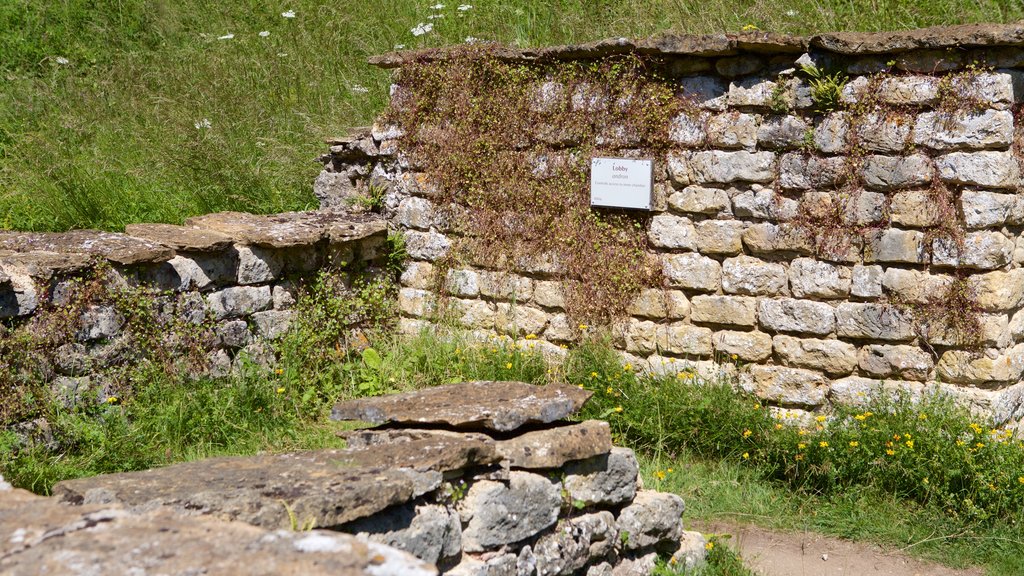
[2,1,1023,231]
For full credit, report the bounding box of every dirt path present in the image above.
[693,521,985,576]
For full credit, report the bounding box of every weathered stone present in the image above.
[757,298,835,336]
[405,230,452,260]
[459,471,561,552]
[446,554,517,576]
[894,49,963,72]
[51,376,96,408]
[727,76,777,107]
[344,503,461,567]
[679,76,728,111]
[54,448,447,529]
[936,345,1024,384]
[141,255,216,291]
[789,258,850,298]
[662,253,721,292]
[672,531,711,572]
[667,186,732,216]
[451,299,496,330]
[936,151,1021,189]
[478,271,534,301]
[53,343,91,376]
[932,231,1014,270]
[712,330,772,362]
[860,154,933,190]
[252,310,295,339]
[757,115,809,149]
[690,295,757,327]
[216,319,252,349]
[533,511,618,576]
[0,492,436,576]
[494,303,547,336]
[740,365,828,407]
[399,287,436,317]
[707,112,759,149]
[668,150,776,185]
[185,211,385,248]
[881,268,952,304]
[397,196,438,230]
[494,419,611,470]
[813,112,850,153]
[722,255,787,296]
[331,380,591,432]
[828,376,924,406]
[969,269,1024,311]
[616,491,684,551]
[0,230,173,265]
[206,285,272,320]
[236,245,284,285]
[778,153,847,190]
[731,188,798,221]
[669,111,709,146]
[864,229,927,264]
[627,289,689,319]
[648,214,697,250]
[851,264,883,298]
[124,223,232,252]
[531,280,564,309]
[859,344,934,381]
[716,54,762,77]
[76,305,124,341]
[401,261,436,289]
[854,112,912,153]
[445,269,480,298]
[772,335,857,375]
[889,191,940,228]
[875,75,940,105]
[661,323,714,356]
[563,448,640,507]
[742,223,812,256]
[961,190,1015,229]
[914,109,1014,150]
[695,220,745,255]
[835,302,916,341]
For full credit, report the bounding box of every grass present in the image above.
[3,1,1024,231]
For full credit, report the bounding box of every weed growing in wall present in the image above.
[383,45,682,324]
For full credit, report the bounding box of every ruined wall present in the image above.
[318,24,1024,427]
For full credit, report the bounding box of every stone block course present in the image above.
[758,298,835,336]
[691,295,757,327]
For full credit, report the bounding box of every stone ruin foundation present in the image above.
[1,381,706,575]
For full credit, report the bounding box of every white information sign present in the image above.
[590,157,653,210]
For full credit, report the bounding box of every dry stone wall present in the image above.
[318,24,1024,427]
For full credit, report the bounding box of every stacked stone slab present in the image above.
[317,24,1024,428]
[0,210,386,420]
[46,381,706,575]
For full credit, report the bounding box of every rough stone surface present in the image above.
[616,491,684,551]
[124,223,233,252]
[713,330,773,362]
[207,285,272,320]
[458,471,562,552]
[772,335,858,375]
[741,365,828,407]
[789,258,850,299]
[331,381,591,432]
[835,303,916,341]
[343,503,461,566]
[722,255,787,296]
[662,253,722,292]
[859,344,934,381]
[935,151,1021,188]
[0,230,173,265]
[757,298,835,336]
[669,150,776,185]
[495,420,612,469]
[563,448,640,507]
[691,295,757,327]
[185,211,386,248]
[860,154,933,190]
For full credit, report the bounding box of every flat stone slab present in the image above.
[0,230,173,265]
[53,449,443,529]
[0,251,95,279]
[0,486,436,576]
[495,420,611,469]
[331,381,592,432]
[185,211,385,248]
[125,223,233,252]
[814,23,1024,54]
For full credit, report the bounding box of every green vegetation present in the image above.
[3,1,1024,231]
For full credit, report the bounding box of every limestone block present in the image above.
[532,280,564,309]
[669,111,709,146]
[757,298,835,336]
[531,511,618,576]
[778,153,847,190]
[252,310,295,340]
[842,191,886,226]
[206,286,272,320]
[398,317,431,337]
[757,115,810,150]
[716,54,762,76]
[712,330,772,362]
[679,76,728,111]
[570,83,608,112]
[936,345,1024,384]
[624,319,659,355]
[398,288,436,318]
[668,186,732,216]
[881,268,952,304]
[829,376,924,406]
[445,269,480,298]
[851,264,883,298]
[478,271,534,301]
[1012,310,1024,341]
[860,154,933,191]
[695,220,745,255]
[458,472,562,552]
[668,150,776,185]
[400,261,436,290]
[673,531,711,571]
[875,75,940,105]
[926,313,1009,348]
[970,269,1024,311]
[141,256,215,292]
[661,323,714,356]
[864,229,927,264]
[494,303,546,336]
[0,270,37,318]
[545,314,574,342]
[858,344,934,381]
[707,112,759,150]
[216,320,252,349]
[932,232,1014,270]
[740,365,827,407]
[855,112,912,153]
[742,223,812,256]
[662,253,721,292]
[727,76,777,107]
[272,281,297,310]
[616,491,685,551]
[627,289,689,319]
[950,71,1020,108]
[345,503,461,567]
[732,188,798,221]
[789,258,850,299]
[722,256,787,296]
[889,191,939,228]
[835,302,915,341]
[961,191,1015,229]
[893,49,963,73]
[914,109,1013,150]
[690,295,757,327]
[648,214,697,250]
[936,151,1021,189]
[405,230,451,260]
[562,447,639,507]
[813,112,850,154]
[772,335,857,375]
[396,196,438,230]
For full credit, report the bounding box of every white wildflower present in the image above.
[218,33,234,40]
[194,118,212,129]
[277,52,288,57]
[259,30,270,37]
[428,13,443,19]
[430,3,446,8]
[458,4,472,10]
[465,36,479,43]
[54,56,69,65]
[350,84,369,94]
[411,22,433,36]
[785,9,797,16]
[394,44,406,50]
[281,10,296,18]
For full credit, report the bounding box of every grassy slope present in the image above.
[2,0,1023,231]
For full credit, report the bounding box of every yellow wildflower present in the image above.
[905,440,914,449]
[849,441,859,447]
[525,333,537,340]
[579,324,589,330]
[506,362,513,369]
[623,363,632,372]
[798,443,806,450]
[919,413,928,420]
[705,542,715,551]
[742,452,749,459]
[591,371,598,378]
[815,415,827,423]
[276,387,285,394]
[742,429,752,438]
[854,414,866,421]
[741,23,759,31]
[819,441,828,448]
[106,396,118,404]
[655,470,666,480]
[613,406,623,413]
[886,449,895,456]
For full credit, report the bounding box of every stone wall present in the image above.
[0,211,386,416]
[317,24,1024,427]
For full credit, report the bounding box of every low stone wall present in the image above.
[0,211,386,420]
[317,24,1024,427]
[5,381,705,575]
